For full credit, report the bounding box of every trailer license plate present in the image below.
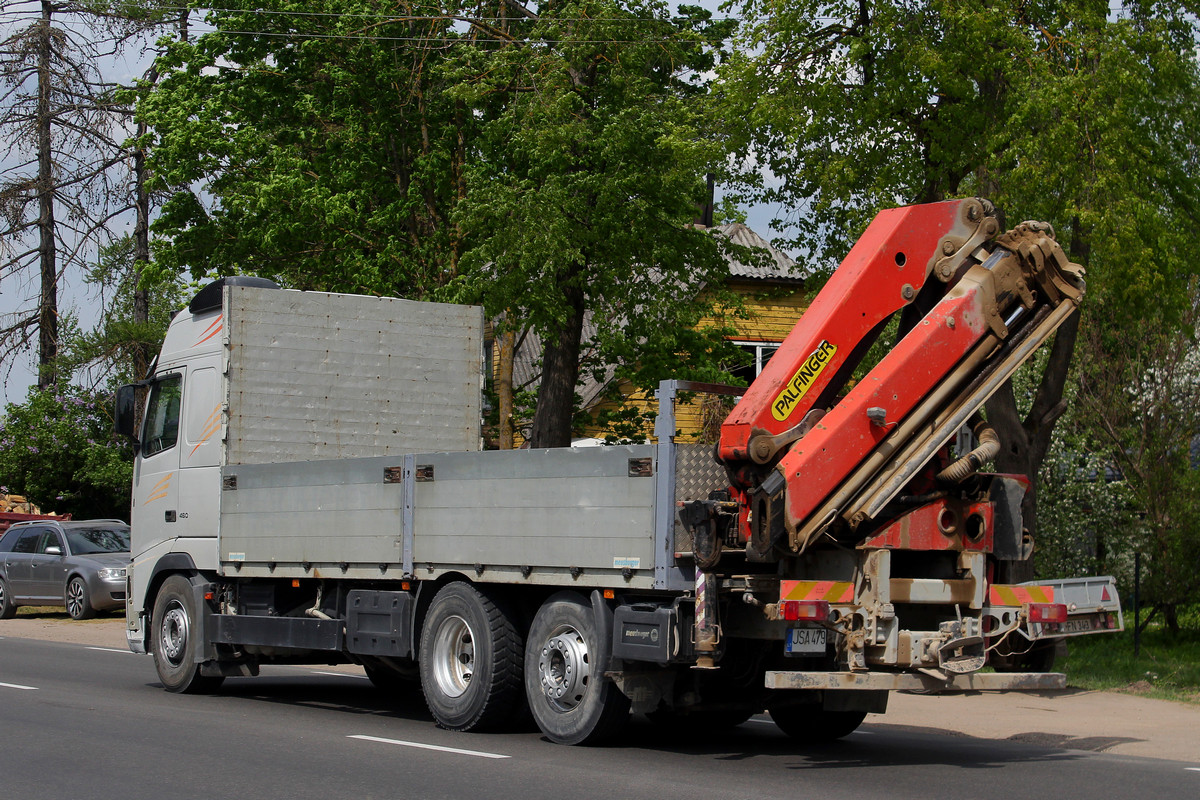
[785,627,827,655]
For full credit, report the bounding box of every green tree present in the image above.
[718,1,1200,570]
[449,0,741,446]
[1070,295,1200,632]
[0,385,133,520]
[55,235,189,388]
[142,0,747,447]
[141,0,475,295]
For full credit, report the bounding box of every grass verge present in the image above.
[13,605,121,623]
[1062,626,1200,704]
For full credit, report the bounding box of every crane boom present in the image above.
[714,199,1084,557]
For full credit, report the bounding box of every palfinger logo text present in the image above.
[772,341,837,422]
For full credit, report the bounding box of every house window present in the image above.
[730,341,780,384]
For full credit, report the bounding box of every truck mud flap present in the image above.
[345,590,414,657]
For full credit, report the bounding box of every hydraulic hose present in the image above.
[937,419,1000,483]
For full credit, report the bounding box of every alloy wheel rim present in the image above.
[66,580,84,617]
[430,614,475,698]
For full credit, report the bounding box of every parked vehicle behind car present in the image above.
[0,520,130,620]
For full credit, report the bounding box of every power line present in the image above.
[209,29,695,44]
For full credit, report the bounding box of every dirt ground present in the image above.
[3,613,1198,763]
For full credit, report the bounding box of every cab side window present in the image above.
[142,375,183,458]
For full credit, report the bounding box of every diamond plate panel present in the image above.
[674,444,728,501]
[673,444,729,555]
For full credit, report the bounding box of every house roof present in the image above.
[715,223,808,281]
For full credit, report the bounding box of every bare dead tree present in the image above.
[0,0,155,389]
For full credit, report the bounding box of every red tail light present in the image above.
[1026,603,1068,624]
[781,600,830,622]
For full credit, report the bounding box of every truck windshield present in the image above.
[66,527,131,555]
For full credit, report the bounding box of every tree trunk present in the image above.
[132,85,154,381]
[36,0,57,389]
[131,11,185,383]
[497,326,515,449]
[527,282,585,448]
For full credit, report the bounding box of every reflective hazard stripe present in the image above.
[988,585,1056,606]
[780,580,855,603]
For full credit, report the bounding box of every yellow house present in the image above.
[496,223,809,446]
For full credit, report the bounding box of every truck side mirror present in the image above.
[114,384,140,445]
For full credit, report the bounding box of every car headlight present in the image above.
[98,567,127,580]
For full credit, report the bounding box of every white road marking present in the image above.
[313,671,370,679]
[1186,767,1200,772]
[0,681,37,691]
[86,646,134,654]
[349,734,510,760]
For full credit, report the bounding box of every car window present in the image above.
[11,530,42,554]
[65,527,130,554]
[143,374,183,458]
[36,531,64,555]
[0,529,19,551]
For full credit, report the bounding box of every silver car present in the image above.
[0,520,130,620]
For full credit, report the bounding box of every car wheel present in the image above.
[0,577,16,619]
[151,575,224,694]
[418,582,524,731]
[65,576,95,620]
[525,592,630,745]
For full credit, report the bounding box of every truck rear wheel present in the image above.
[418,582,523,731]
[525,592,630,745]
[769,706,865,743]
[151,575,224,694]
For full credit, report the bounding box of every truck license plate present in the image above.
[785,627,827,655]
[1060,616,1094,633]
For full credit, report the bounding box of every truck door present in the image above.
[177,364,221,538]
[132,374,183,547]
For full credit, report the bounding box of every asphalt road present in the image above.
[1,637,1197,800]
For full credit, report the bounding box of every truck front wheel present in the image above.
[151,575,224,694]
[418,582,523,731]
[525,592,630,745]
